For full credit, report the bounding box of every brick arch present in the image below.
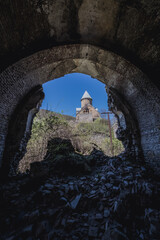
[0,44,160,175]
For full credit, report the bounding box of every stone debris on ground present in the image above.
[0,151,160,240]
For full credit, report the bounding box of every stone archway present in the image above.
[0,44,160,175]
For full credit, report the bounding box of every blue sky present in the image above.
[41,73,109,117]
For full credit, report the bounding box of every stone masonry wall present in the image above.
[77,113,93,123]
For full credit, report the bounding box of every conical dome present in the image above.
[81,91,92,100]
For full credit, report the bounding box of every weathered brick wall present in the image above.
[0,72,41,168]
[0,44,160,174]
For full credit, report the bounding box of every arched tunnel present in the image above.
[0,45,160,176]
[0,0,160,239]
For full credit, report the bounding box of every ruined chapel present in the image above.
[76,91,101,122]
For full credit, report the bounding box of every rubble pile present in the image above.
[0,151,160,240]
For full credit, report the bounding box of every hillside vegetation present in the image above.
[19,110,124,173]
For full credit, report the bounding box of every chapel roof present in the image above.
[81,91,92,100]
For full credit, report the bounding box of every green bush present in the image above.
[101,136,124,156]
[18,112,69,172]
[30,113,68,142]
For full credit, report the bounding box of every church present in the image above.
[76,91,101,122]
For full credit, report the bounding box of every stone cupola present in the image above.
[81,91,92,108]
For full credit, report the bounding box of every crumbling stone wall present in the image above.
[1,86,44,177]
[0,44,160,175]
[107,87,142,160]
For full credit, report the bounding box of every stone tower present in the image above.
[76,91,100,122]
[81,91,92,108]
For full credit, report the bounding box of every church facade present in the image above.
[76,91,101,122]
